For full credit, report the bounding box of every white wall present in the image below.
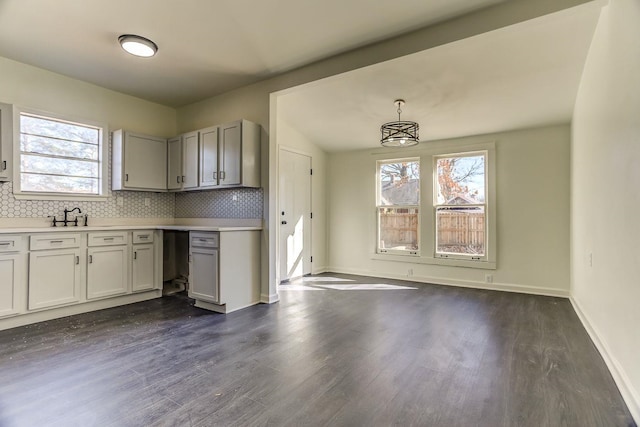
[276,119,328,274]
[175,0,589,301]
[571,0,640,421]
[327,125,571,295]
[0,57,177,224]
[0,56,176,136]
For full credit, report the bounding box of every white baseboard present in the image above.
[325,266,570,298]
[260,292,280,304]
[570,297,640,424]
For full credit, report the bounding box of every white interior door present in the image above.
[279,149,311,281]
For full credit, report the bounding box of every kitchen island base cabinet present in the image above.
[189,230,260,314]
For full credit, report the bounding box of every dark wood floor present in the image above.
[0,273,635,427]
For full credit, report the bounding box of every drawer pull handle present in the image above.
[0,242,11,246]
[103,237,115,241]
[198,238,208,242]
[50,240,64,243]
[139,235,149,239]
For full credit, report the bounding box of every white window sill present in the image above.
[371,253,496,270]
[13,192,108,202]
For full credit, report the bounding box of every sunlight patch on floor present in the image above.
[280,282,418,291]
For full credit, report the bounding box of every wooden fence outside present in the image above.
[379,209,485,254]
[379,210,418,250]
[436,210,485,254]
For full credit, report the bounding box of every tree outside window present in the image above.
[377,159,420,254]
[435,153,487,258]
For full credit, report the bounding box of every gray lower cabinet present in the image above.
[188,230,260,314]
[188,233,220,303]
[132,230,155,292]
[29,247,82,310]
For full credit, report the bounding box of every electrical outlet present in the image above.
[408,268,413,277]
[232,195,238,201]
[485,274,493,284]
[144,197,151,207]
[116,196,124,207]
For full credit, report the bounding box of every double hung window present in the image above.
[377,158,420,255]
[434,152,487,260]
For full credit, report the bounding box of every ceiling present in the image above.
[277,4,602,151]
[0,0,506,107]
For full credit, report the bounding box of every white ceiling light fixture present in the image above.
[118,34,158,58]
[380,99,419,147]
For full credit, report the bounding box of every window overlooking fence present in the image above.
[375,146,494,267]
[377,158,420,255]
[434,152,487,260]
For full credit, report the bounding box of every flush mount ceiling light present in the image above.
[118,34,158,58]
[380,99,419,147]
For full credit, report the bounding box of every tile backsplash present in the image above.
[175,188,263,219]
[0,180,175,219]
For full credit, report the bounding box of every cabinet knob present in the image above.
[281,221,287,225]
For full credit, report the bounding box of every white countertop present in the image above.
[0,225,262,234]
[0,219,263,234]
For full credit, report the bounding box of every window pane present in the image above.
[379,207,419,251]
[21,174,99,194]
[436,155,485,205]
[436,206,485,255]
[21,115,99,144]
[21,134,99,160]
[21,154,98,178]
[379,161,419,206]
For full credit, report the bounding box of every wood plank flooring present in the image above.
[0,273,635,427]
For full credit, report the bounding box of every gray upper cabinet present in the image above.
[199,120,260,189]
[167,131,199,191]
[199,126,219,188]
[167,136,182,191]
[114,120,259,193]
[112,130,167,192]
[0,102,13,182]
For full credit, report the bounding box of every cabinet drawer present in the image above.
[30,233,81,250]
[0,235,23,253]
[190,232,219,248]
[88,231,127,247]
[133,231,154,244]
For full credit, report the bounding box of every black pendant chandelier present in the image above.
[380,99,419,147]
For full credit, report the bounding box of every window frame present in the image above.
[433,150,488,262]
[372,141,496,269]
[12,106,109,201]
[376,157,420,256]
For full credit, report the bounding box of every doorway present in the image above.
[279,148,312,282]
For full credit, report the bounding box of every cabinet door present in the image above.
[0,254,21,318]
[123,133,167,190]
[87,246,128,300]
[220,122,241,186]
[29,249,81,310]
[132,244,154,292]
[167,136,183,190]
[189,247,219,303]
[182,131,199,189]
[200,126,219,188]
[0,102,12,181]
